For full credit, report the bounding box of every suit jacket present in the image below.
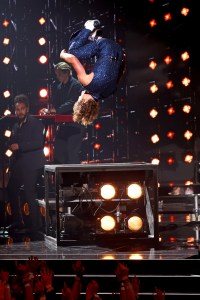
[9,115,46,170]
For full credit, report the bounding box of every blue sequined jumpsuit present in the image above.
[68,28,123,100]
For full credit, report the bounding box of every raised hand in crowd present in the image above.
[86,280,101,300]
[153,287,165,300]
[40,266,55,299]
[0,279,11,300]
[71,260,85,300]
[61,281,73,300]
[34,274,45,300]
[130,275,140,299]
[115,262,137,300]
[72,260,85,279]
[0,269,11,300]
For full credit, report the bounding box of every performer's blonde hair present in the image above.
[73,95,100,126]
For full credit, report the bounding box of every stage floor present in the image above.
[0,223,198,259]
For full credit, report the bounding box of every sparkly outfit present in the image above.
[68,28,123,100]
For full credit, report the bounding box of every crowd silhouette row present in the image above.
[0,257,165,300]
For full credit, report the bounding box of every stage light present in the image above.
[150,83,158,93]
[164,13,172,21]
[39,17,46,25]
[100,184,116,200]
[167,157,175,165]
[182,104,191,113]
[94,123,101,129]
[167,131,175,139]
[127,215,143,232]
[181,51,189,61]
[184,154,193,163]
[149,19,157,28]
[167,107,175,115]
[181,7,189,17]
[127,183,143,199]
[3,57,10,64]
[117,38,123,44]
[151,134,159,144]
[129,254,143,260]
[44,163,159,247]
[3,90,11,98]
[185,180,193,185]
[93,143,101,150]
[5,149,12,157]
[38,37,46,45]
[151,158,160,165]
[101,255,115,259]
[149,108,158,118]
[39,55,48,64]
[100,215,116,231]
[166,80,174,89]
[184,130,193,140]
[149,60,157,70]
[4,130,11,138]
[4,109,11,116]
[182,77,190,87]
[185,215,191,222]
[39,88,48,98]
[3,20,9,27]
[164,56,172,65]
[43,146,50,157]
[3,38,10,45]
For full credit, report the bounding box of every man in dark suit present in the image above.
[41,62,85,164]
[6,94,46,237]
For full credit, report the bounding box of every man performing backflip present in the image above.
[60,19,126,126]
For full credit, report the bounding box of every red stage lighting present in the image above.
[94,143,101,150]
[3,20,9,27]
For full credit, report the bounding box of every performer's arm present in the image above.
[60,50,93,87]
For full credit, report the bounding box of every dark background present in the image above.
[0,0,199,186]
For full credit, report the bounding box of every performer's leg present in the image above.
[7,165,23,226]
[23,169,42,233]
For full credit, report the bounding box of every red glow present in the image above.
[95,123,101,130]
[167,157,175,165]
[164,56,172,65]
[164,13,172,21]
[167,131,175,139]
[169,237,177,242]
[94,143,101,150]
[167,107,175,115]
[166,80,174,89]
[149,19,157,27]
[3,20,9,27]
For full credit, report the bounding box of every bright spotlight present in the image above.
[127,215,143,232]
[5,149,13,157]
[4,130,11,138]
[100,184,116,200]
[127,183,143,199]
[39,55,48,64]
[39,88,48,98]
[100,215,116,231]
